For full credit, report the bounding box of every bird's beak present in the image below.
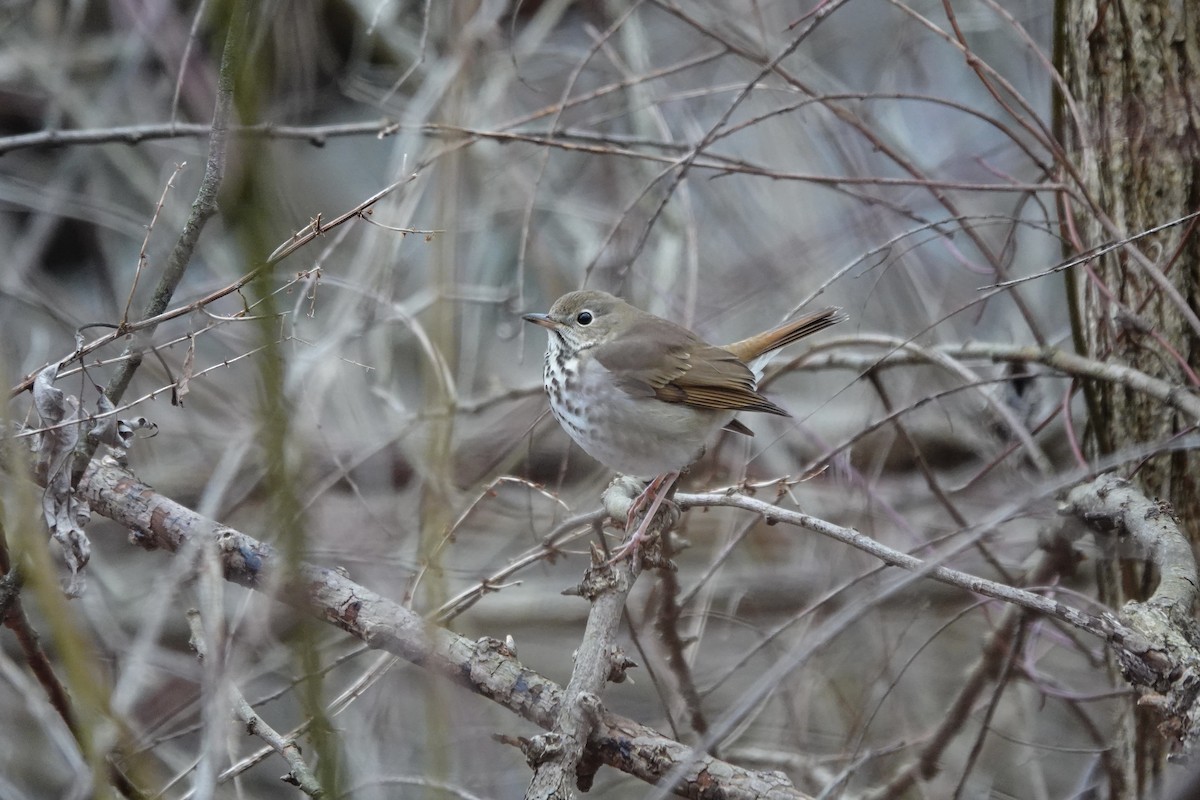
[522,312,557,330]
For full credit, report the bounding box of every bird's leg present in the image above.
[623,473,669,532]
[608,471,680,564]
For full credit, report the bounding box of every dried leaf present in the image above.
[174,337,195,406]
[31,364,91,595]
[90,393,120,448]
[30,366,160,595]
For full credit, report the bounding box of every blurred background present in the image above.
[0,1,1161,798]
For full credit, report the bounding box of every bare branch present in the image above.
[77,460,812,800]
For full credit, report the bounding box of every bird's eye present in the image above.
[576,310,594,325]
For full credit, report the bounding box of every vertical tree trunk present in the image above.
[1058,1,1200,796]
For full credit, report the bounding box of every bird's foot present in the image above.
[606,472,679,565]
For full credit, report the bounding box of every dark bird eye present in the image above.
[576,310,594,325]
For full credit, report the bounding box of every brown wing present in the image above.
[594,317,788,416]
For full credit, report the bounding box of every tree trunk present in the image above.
[1058,1,1200,796]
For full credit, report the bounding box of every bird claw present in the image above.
[606,472,680,566]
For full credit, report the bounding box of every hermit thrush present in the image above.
[523,289,845,560]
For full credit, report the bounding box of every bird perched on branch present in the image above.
[524,289,845,562]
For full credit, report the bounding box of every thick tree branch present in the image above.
[1062,475,1200,750]
[76,460,810,800]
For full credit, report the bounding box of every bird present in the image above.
[523,289,845,561]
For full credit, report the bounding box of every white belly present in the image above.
[546,352,730,478]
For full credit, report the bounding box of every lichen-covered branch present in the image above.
[1062,475,1200,751]
[78,460,810,800]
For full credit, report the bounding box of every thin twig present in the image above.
[185,610,324,797]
